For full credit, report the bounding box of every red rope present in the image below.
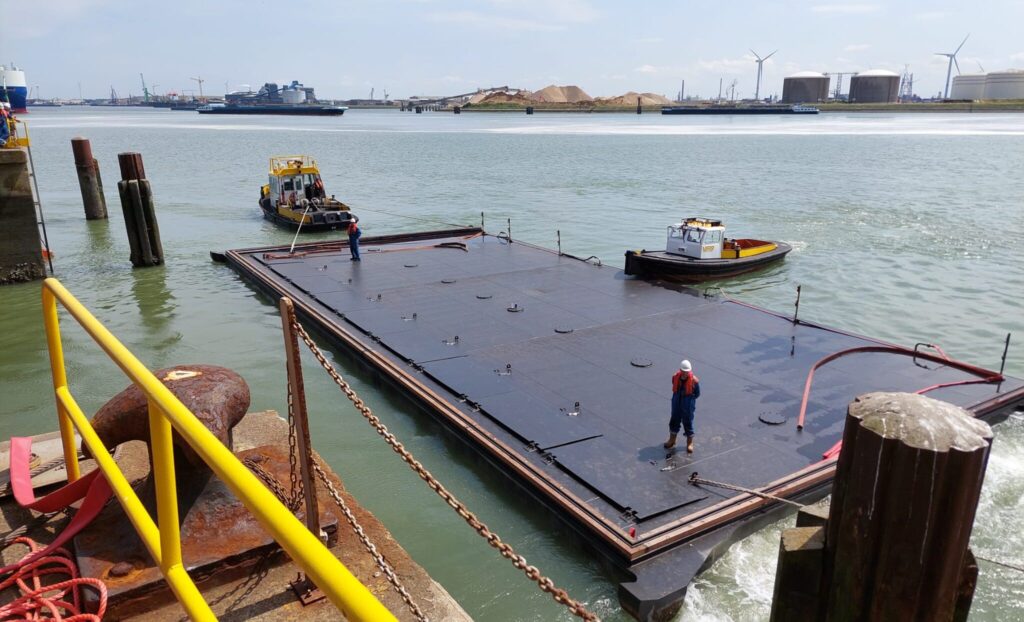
[0,537,107,621]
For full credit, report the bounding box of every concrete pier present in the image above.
[0,149,45,285]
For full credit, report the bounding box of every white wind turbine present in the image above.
[751,49,777,101]
[936,34,969,99]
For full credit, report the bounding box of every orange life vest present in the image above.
[672,370,698,395]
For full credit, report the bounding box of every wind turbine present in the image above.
[935,34,968,99]
[751,49,777,101]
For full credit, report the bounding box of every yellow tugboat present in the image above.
[259,155,355,231]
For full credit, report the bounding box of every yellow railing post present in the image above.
[41,280,81,481]
[37,278,396,622]
[148,399,182,570]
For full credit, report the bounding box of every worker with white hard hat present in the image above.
[666,359,701,453]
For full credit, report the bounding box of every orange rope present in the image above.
[0,537,107,621]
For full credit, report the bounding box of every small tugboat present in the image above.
[624,217,792,281]
[259,155,355,231]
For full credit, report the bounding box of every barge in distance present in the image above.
[201,79,346,115]
[662,104,819,115]
[198,103,346,116]
[625,217,792,281]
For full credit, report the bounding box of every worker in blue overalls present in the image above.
[666,359,700,453]
[348,217,362,261]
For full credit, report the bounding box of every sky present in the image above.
[3,0,1024,100]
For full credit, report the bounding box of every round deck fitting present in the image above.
[554,326,574,334]
[404,263,418,268]
[441,279,457,284]
[507,304,524,312]
[630,357,653,368]
[476,294,493,300]
[759,411,787,425]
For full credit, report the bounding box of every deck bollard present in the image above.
[117,152,164,267]
[769,392,992,622]
[637,97,642,115]
[71,137,108,220]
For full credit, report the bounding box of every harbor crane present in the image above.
[750,49,777,101]
[935,34,969,99]
[190,76,205,99]
[139,73,151,102]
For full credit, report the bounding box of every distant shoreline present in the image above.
[455,101,1024,113]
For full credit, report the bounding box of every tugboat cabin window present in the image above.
[282,180,294,191]
[685,229,704,243]
[705,231,722,244]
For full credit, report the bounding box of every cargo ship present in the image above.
[662,104,818,115]
[1,63,28,113]
[198,80,346,116]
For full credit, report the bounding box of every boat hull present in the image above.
[661,106,817,115]
[624,243,792,281]
[200,105,346,116]
[260,202,355,232]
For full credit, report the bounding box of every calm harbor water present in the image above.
[2,107,1022,620]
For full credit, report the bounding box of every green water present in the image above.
[2,108,1022,620]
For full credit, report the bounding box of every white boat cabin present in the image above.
[264,156,328,209]
[666,218,725,259]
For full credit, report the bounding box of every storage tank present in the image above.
[782,72,831,103]
[281,87,307,104]
[848,70,900,103]
[950,74,987,100]
[982,70,1024,100]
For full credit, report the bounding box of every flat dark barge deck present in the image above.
[225,228,1024,620]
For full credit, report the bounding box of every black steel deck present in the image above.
[225,229,1024,620]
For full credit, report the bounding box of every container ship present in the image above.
[662,104,819,115]
[198,80,346,116]
[1,63,28,113]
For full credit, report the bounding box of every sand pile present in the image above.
[529,85,592,103]
[472,89,535,105]
[595,92,673,106]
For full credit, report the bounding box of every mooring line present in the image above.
[290,316,600,621]
[688,472,805,508]
[975,554,1024,574]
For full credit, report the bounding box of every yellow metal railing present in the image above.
[41,278,395,621]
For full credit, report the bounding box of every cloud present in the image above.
[637,37,663,44]
[696,55,761,75]
[635,64,659,74]
[844,43,871,52]
[915,11,950,21]
[1011,52,1024,61]
[428,10,564,31]
[487,0,599,23]
[4,0,115,39]
[811,4,880,14]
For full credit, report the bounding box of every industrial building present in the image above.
[949,70,1024,100]
[781,71,831,103]
[982,70,1024,99]
[848,69,900,103]
[950,74,988,100]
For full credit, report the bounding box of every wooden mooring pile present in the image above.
[770,391,993,622]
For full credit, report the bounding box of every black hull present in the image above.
[199,106,345,116]
[661,107,817,115]
[624,244,792,281]
[260,205,355,232]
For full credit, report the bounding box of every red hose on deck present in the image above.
[797,345,1004,432]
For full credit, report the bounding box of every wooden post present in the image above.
[823,392,992,621]
[116,152,163,267]
[71,137,108,220]
[770,392,993,622]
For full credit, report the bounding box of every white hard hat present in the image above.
[680,360,692,372]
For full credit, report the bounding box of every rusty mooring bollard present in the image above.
[71,137,107,220]
[769,392,992,622]
[116,152,164,267]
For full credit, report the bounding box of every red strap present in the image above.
[2,437,113,575]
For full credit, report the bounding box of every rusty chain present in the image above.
[311,461,428,622]
[291,318,600,622]
[285,382,304,510]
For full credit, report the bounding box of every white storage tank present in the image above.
[281,87,307,104]
[848,69,901,103]
[982,70,1024,100]
[950,74,987,100]
[782,72,831,103]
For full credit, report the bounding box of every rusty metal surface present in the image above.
[87,364,250,469]
[74,444,338,616]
